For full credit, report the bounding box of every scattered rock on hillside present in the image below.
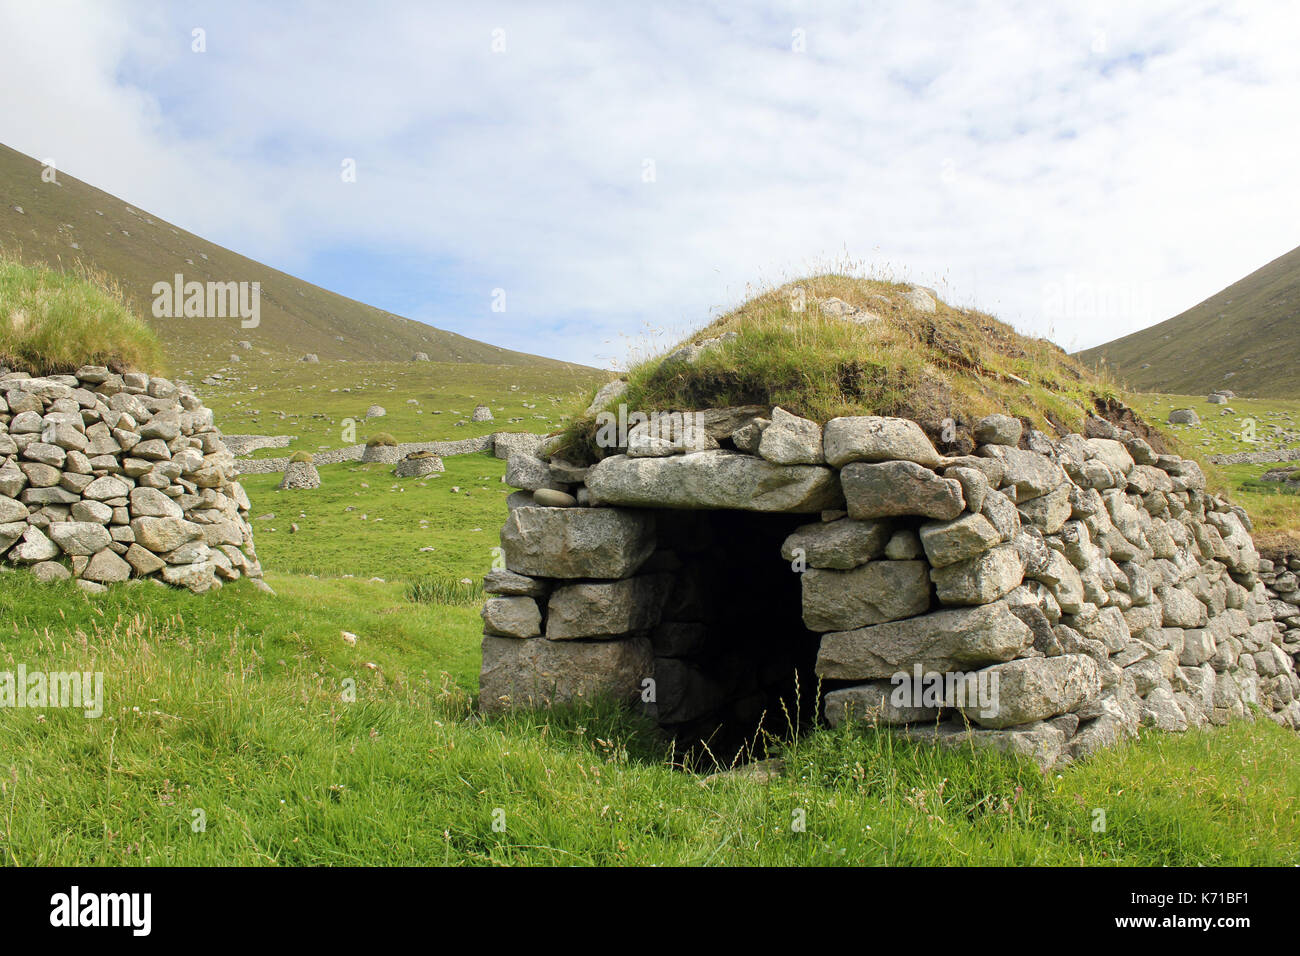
[818,297,881,325]
[901,287,938,312]
[662,332,738,367]
[1168,408,1200,425]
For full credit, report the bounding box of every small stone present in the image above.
[974,414,1022,446]
[919,512,1001,568]
[82,548,132,583]
[481,596,543,638]
[757,406,824,465]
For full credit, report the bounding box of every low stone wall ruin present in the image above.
[1,367,263,593]
[479,407,1300,769]
[232,432,543,475]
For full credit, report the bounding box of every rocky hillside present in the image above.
[0,143,586,373]
[1077,243,1300,398]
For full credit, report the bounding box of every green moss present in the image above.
[366,432,397,447]
[289,451,314,464]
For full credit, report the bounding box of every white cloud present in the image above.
[1,0,1298,365]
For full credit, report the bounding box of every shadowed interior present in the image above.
[650,510,822,768]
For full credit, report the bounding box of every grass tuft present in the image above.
[561,274,1131,459]
[0,255,164,375]
[406,576,483,606]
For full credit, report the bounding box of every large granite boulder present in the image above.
[545,575,671,639]
[780,517,892,569]
[957,654,1101,729]
[840,461,964,520]
[500,506,655,579]
[815,600,1034,679]
[478,635,653,712]
[823,416,945,468]
[801,560,932,632]
[586,451,842,513]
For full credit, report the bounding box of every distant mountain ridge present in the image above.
[1076,243,1300,398]
[0,142,586,372]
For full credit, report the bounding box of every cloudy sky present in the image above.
[2,0,1297,367]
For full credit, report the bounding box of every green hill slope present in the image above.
[0,142,584,373]
[1076,243,1300,398]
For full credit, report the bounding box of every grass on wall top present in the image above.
[0,255,164,376]
[563,274,1128,459]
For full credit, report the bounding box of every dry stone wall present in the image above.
[479,404,1300,768]
[0,366,263,593]
[232,432,538,475]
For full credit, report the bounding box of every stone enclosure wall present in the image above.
[480,405,1300,769]
[0,367,263,593]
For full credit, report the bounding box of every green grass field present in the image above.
[2,568,1297,866]
[1128,393,1300,550]
[241,455,510,580]
[197,355,605,461]
[4,430,1299,866]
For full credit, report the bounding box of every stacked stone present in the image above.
[1259,553,1300,675]
[394,453,444,478]
[479,507,657,713]
[0,366,263,593]
[479,404,1300,768]
[278,460,321,490]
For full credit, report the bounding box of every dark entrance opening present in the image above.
[648,510,822,769]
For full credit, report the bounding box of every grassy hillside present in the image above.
[0,142,587,374]
[197,355,601,461]
[562,274,1131,459]
[1077,243,1300,398]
